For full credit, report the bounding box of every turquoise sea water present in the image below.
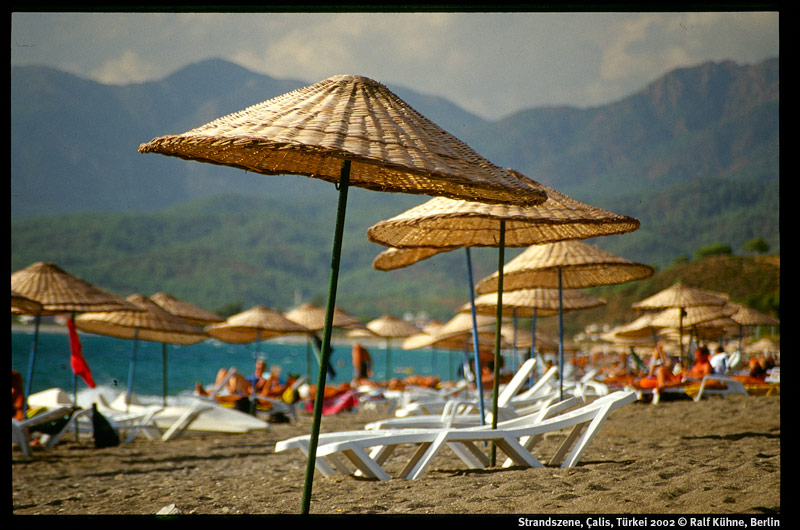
[12,328,474,408]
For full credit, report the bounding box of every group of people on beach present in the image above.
[194,357,296,413]
[599,340,777,393]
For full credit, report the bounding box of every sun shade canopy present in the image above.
[367,172,640,249]
[139,75,547,207]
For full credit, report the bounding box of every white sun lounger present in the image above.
[276,390,636,480]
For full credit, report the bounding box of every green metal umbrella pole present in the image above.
[490,220,505,466]
[301,159,351,515]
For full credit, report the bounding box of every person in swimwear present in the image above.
[351,342,372,382]
[635,341,682,391]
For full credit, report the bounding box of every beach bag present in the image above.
[91,403,120,448]
[282,386,300,405]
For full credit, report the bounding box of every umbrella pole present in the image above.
[126,329,140,413]
[24,313,42,414]
[558,267,564,401]
[512,308,518,373]
[385,339,391,381]
[490,220,506,467]
[162,343,168,407]
[464,247,486,424]
[302,159,350,515]
[530,308,537,386]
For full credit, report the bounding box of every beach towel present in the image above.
[68,318,95,388]
[303,390,359,416]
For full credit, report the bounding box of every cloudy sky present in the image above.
[11,10,779,120]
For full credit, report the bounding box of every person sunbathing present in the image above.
[634,342,683,391]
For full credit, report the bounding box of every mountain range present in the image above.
[11,57,780,323]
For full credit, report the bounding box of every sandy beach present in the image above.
[12,393,779,516]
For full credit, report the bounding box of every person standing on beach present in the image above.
[351,342,372,382]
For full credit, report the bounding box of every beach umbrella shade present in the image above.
[365,314,421,380]
[367,172,641,448]
[475,240,654,399]
[284,302,361,378]
[149,292,224,326]
[462,287,607,372]
[75,294,208,407]
[606,312,668,343]
[12,290,43,314]
[138,74,548,514]
[11,261,141,404]
[631,283,730,363]
[149,292,223,403]
[205,305,311,345]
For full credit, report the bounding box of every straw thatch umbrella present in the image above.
[138,74,548,514]
[365,314,421,381]
[76,294,208,407]
[462,287,606,373]
[11,262,140,404]
[205,305,310,345]
[148,292,223,403]
[367,173,641,440]
[632,283,729,363]
[149,292,224,326]
[475,240,654,398]
[284,302,361,379]
[12,290,42,314]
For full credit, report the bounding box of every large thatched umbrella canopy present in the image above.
[11,261,140,401]
[138,74,548,513]
[367,174,640,249]
[138,74,545,207]
[76,294,207,407]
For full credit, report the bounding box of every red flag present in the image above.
[68,318,95,388]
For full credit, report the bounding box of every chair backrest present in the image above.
[497,358,537,406]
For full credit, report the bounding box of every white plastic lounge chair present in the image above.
[276,390,636,480]
[691,375,749,401]
[393,359,544,418]
[12,406,77,458]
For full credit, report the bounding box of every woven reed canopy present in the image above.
[205,305,310,344]
[284,302,361,331]
[11,262,139,315]
[365,314,420,338]
[724,303,780,327]
[367,172,640,249]
[12,290,42,314]
[649,304,738,329]
[372,246,456,271]
[138,75,546,207]
[631,283,729,310]
[461,288,606,318]
[607,312,666,342]
[75,294,207,345]
[149,292,224,326]
[475,240,654,294]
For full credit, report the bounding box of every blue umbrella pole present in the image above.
[490,220,505,466]
[301,159,350,515]
[24,313,42,414]
[126,329,140,412]
[464,247,486,424]
[162,343,168,407]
